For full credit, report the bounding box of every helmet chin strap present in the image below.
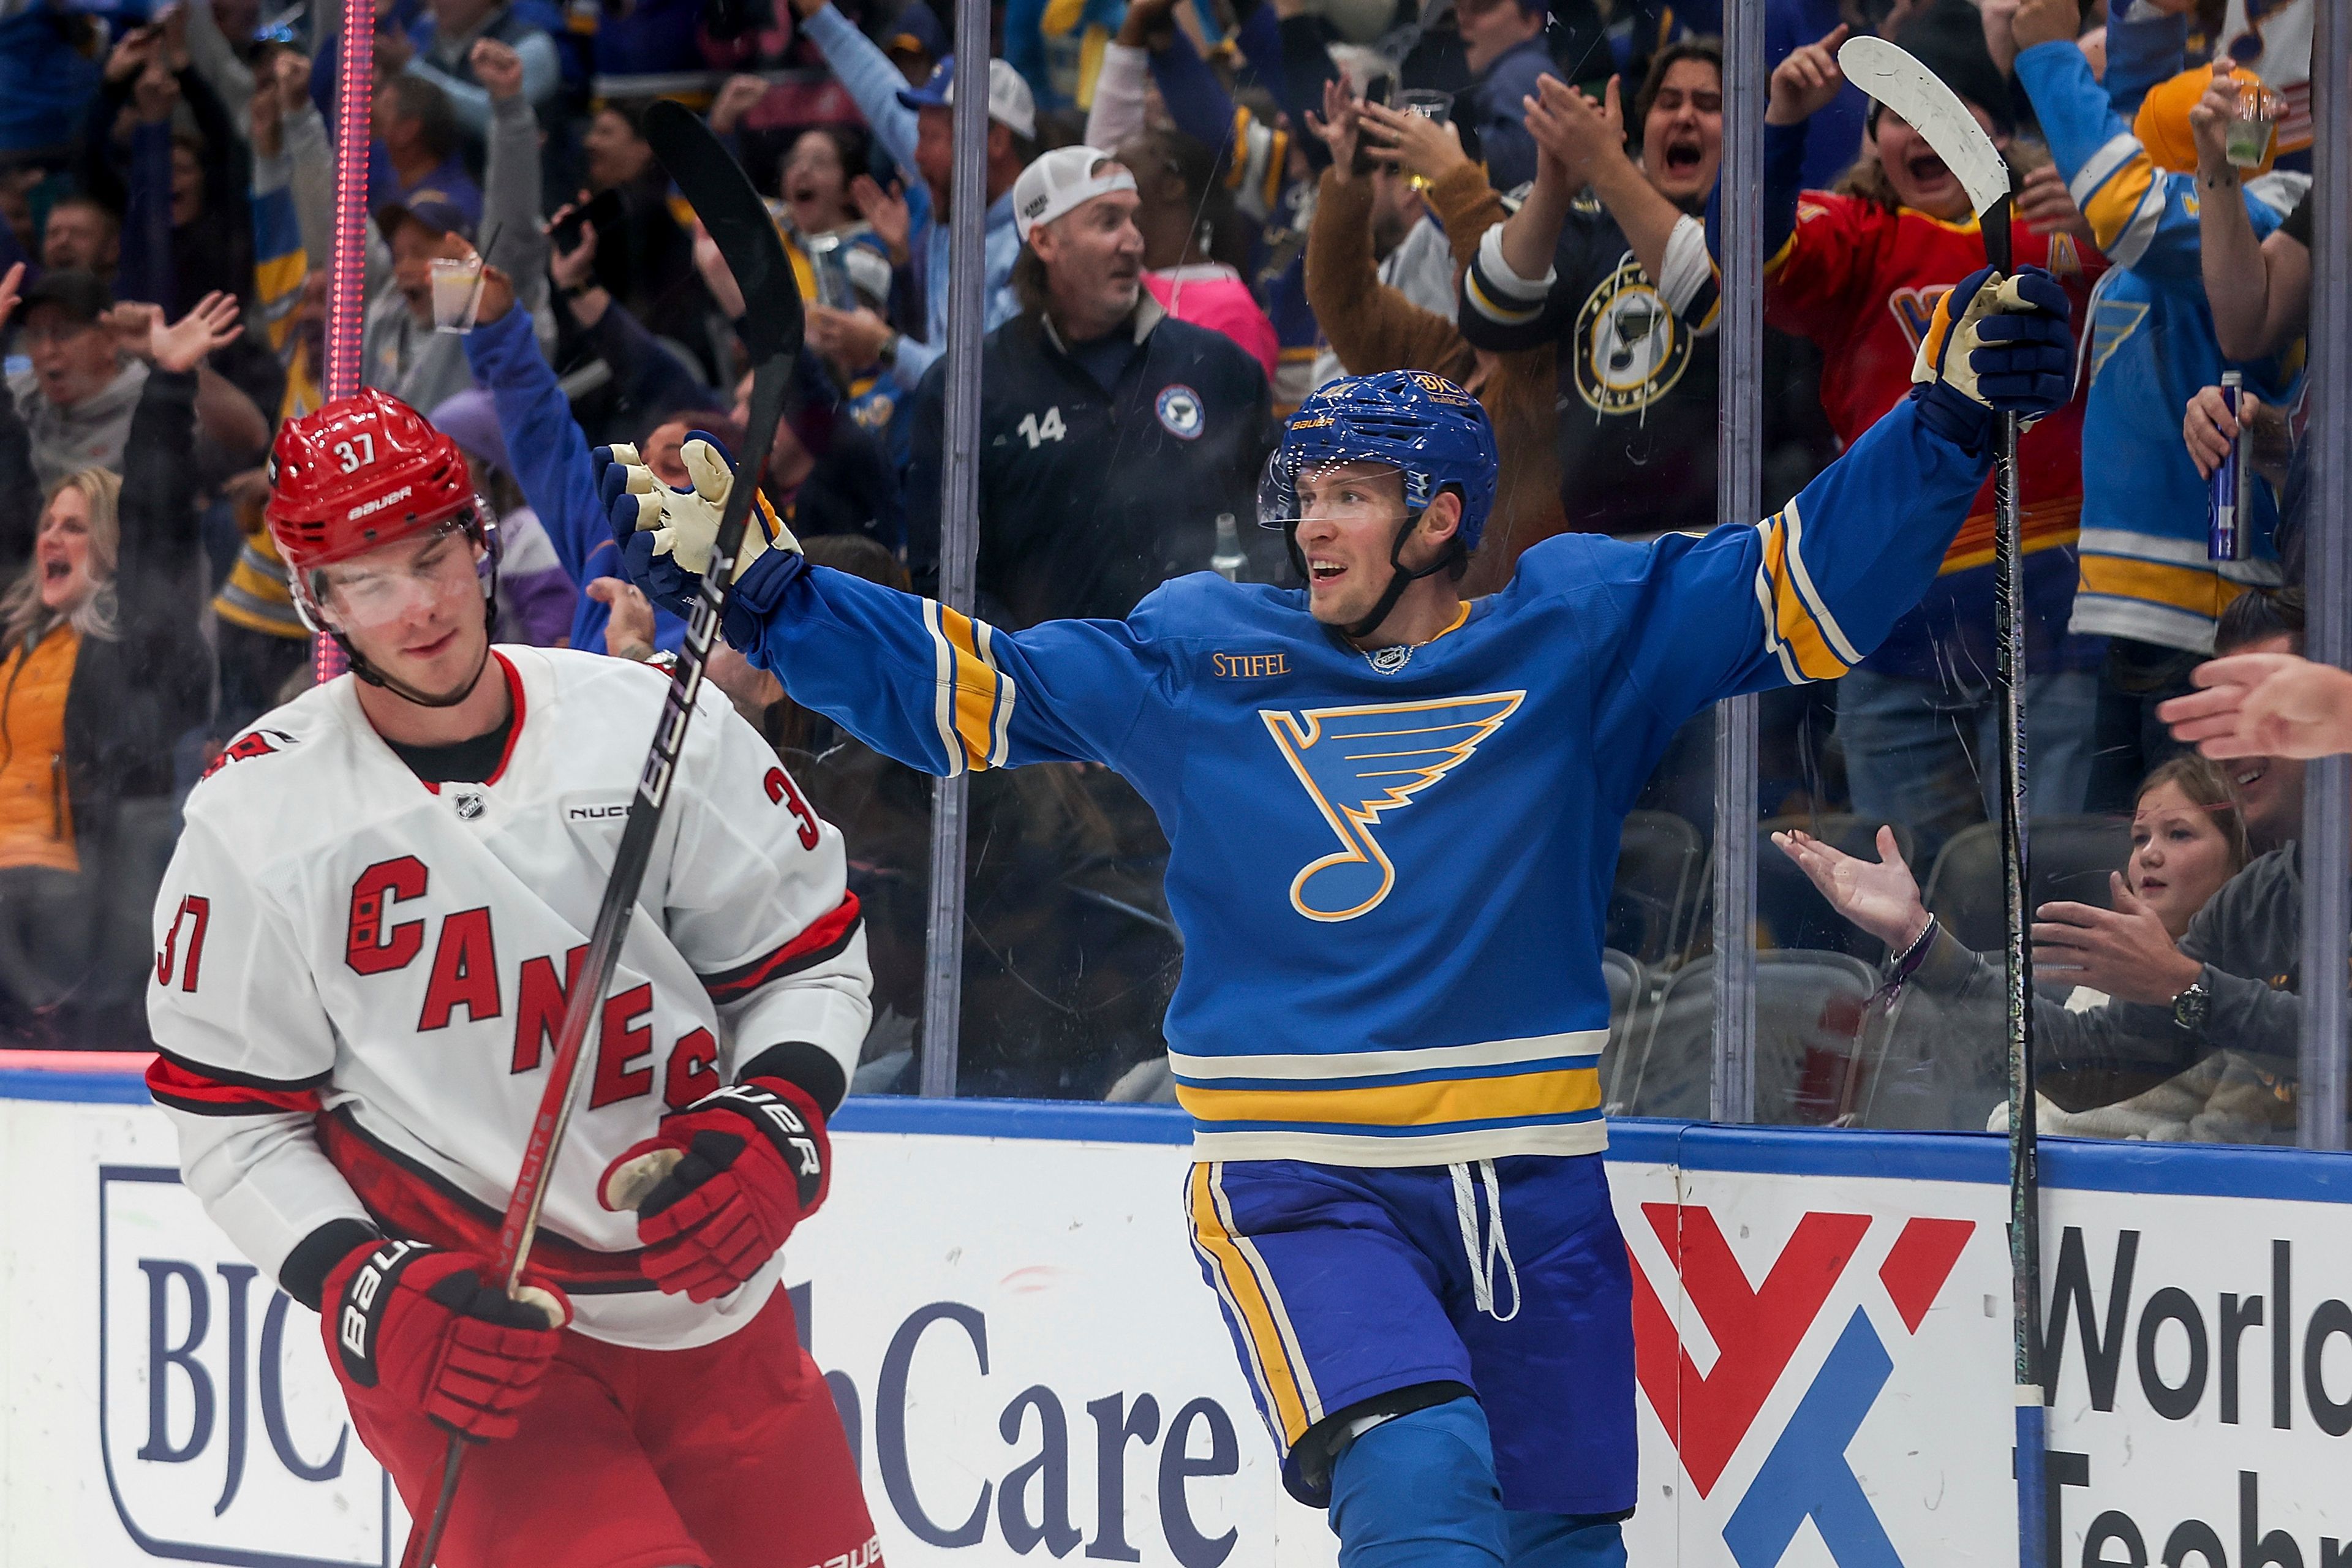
[1340,507,1463,643]
[332,596,499,710]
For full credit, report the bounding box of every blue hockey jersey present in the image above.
[2016,39,2301,653]
[722,399,1991,1166]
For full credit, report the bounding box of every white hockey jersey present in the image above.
[147,647,872,1350]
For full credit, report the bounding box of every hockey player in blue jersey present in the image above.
[601,264,2074,1566]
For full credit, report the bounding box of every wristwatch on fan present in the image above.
[2171,979,2211,1033]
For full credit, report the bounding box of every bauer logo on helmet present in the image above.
[349,484,415,521]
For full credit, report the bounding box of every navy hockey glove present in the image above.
[1909,265,2075,447]
[320,1238,568,1442]
[592,434,799,619]
[598,1076,831,1303]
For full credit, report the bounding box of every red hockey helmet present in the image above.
[265,388,477,575]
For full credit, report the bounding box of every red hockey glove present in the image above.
[320,1239,569,1442]
[598,1077,831,1303]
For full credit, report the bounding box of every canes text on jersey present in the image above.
[344,856,722,1112]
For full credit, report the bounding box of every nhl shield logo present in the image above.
[450,789,486,821]
[1155,384,1205,440]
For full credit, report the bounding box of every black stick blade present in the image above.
[644,99,804,364]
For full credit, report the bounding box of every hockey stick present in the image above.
[398,103,804,1568]
[1839,36,2047,1568]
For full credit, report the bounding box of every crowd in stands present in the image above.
[0,0,2331,1140]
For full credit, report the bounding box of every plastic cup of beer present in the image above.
[1394,89,1452,191]
[429,255,487,334]
[2225,77,2277,169]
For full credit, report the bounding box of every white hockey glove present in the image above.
[1909,265,2075,419]
[597,434,801,603]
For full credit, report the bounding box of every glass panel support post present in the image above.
[1711,0,1765,1123]
[918,2,995,1099]
[2299,0,2351,1149]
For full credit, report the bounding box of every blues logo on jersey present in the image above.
[1261,693,1523,921]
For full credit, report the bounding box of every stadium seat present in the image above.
[1599,948,1649,1112]
[1104,1056,1179,1103]
[1923,816,2132,953]
[1849,981,2008,1132]
[1615,950,1887,1123]
[1610,810,1706,964]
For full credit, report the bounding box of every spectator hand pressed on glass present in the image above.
[470,37,525,102]
[1773,826,1932,954]
[1360,98,1474,187]
[2160,654,2352,761]
[2032,875,2203,1003]
[595,434,802,617]
[1766,23,1848,127]
[0,262,21,333]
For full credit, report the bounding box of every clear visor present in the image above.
[296,513,499,634]
[1256,454,1409,532]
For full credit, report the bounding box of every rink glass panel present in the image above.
[16,48,2346,1155]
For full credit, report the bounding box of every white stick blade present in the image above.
[1836,36,2013,218]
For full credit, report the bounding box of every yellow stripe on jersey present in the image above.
[1779,500,1863,664]
[1261,128,1289,211]
[1754,510,1850,682]
[1464,268,1546,327]
[1076,23,1109,108]
[922,601,1012,772]
[2077,553,2246,619]
[254,252,309,331]
[2079,156,2162,265]
[782,231,820,303]
[1175,1062,1601,1130]
[1937,497,2082,575]
[1187,1166,1319,1446]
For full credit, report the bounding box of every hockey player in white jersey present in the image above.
[145,388,883,1568]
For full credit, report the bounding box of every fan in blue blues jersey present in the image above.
[609,278,2074,1567]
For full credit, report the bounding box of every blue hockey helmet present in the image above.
[1259,369,1499,550]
